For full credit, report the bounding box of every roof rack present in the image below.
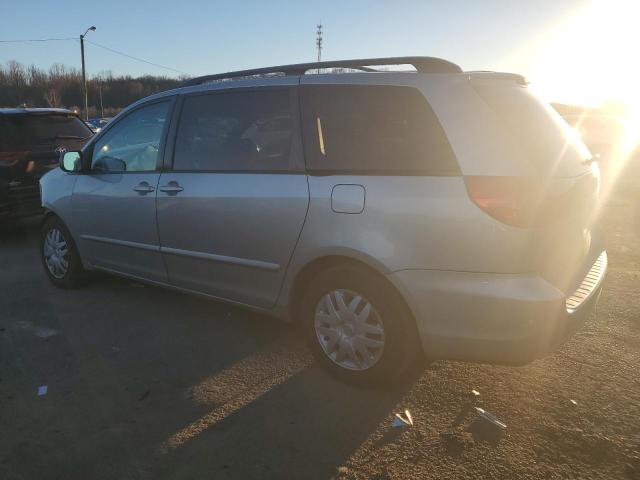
[181,56,462,87]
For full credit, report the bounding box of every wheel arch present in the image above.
[40,209,87,268]
[41,208,58,225]
[286,254,419,337]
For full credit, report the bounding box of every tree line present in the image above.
[3,59,619,121]
[0,60,184,117]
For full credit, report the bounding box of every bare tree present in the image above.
[0,60,183,114]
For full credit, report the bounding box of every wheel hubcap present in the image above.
[43,227,69,279]
[314,289,385,371]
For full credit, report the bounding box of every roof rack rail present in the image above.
[181,56,462,87]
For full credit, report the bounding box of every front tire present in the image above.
[300,264,420,385]
[41,216,84,288]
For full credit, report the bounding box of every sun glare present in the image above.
[524,0,640,203]
[529,1,639,108]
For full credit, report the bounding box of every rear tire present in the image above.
[300,264,420,385]
[41,216,84,288]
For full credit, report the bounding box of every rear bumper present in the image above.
[389,251,607,365]
[0,179,42,219]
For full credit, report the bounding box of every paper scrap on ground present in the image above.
[37,385,48,396]
[34,327,58,338]
[392,409,413,428]
[16,320,58,339]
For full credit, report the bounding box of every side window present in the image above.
[173,89,293,171]
[92,100,170,172]
[301,85,460,175]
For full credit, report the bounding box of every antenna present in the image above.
[316,23,323,72]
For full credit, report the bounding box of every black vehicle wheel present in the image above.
[40,216,84,288]
[300,264,420,385]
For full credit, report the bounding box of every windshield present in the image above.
[0,114,92,148]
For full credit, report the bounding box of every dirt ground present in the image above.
[1,178,639,480]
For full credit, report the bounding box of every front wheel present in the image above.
[41,216,84,288]
[301,264,420,385]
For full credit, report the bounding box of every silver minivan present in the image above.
[40,57,607,383]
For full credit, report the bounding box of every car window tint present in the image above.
[173,89,293,171]
[301,85,460,175]
[92,101,169,173]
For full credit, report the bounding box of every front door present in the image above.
[72,98,173,282]
[156,87,309,308]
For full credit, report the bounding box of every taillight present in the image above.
[0,151,29,166]
[464,176,545,228]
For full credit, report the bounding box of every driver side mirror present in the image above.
[60,151,82,172]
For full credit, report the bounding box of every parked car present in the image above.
[562,113,627,182]
[86,117,112,133]
[0,108,93,221]
[39,57,606,384]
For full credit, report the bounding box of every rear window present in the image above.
[473,84,592,176]
[301,85,460,175]
[0,114,91,149]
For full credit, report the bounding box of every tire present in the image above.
[300,264,420,385]
[40,216,85,288]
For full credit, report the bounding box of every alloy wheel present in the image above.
[314,289,385,371]
[43,227,69,279]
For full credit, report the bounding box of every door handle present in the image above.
[159,181,184,195]
[133,182,155,194]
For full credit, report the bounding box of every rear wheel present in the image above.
[41,216,84,288]
[301,264,420,385]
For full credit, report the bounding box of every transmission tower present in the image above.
[316,24,323,66]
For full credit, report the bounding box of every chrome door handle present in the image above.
[159,182,183,195]
[133,182,155,194]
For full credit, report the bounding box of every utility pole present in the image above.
[99,85,104,118]
[80,26,96,120]
[316,24,323,73]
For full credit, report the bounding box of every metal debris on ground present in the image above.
[474,407,506,429]
[392,409,413,428]
[138,389,150,401]
[471,389,480,399]
[37,385,48,396]
[570,399,578,405]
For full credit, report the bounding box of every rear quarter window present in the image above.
[301,84,460,175]
[473,84,592,177]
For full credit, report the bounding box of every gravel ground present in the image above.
[0,180,638,480]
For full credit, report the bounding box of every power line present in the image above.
[0,37,75,43]
[85,39,189,76]
[0,36,188,77]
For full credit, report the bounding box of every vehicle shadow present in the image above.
[0,216,41,245]
[142,357,425,480]
[1,217,428,480]
[2,257,428,480]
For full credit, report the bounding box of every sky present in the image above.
[0,0,637,106]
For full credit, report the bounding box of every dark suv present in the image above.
[0,108,92,220]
